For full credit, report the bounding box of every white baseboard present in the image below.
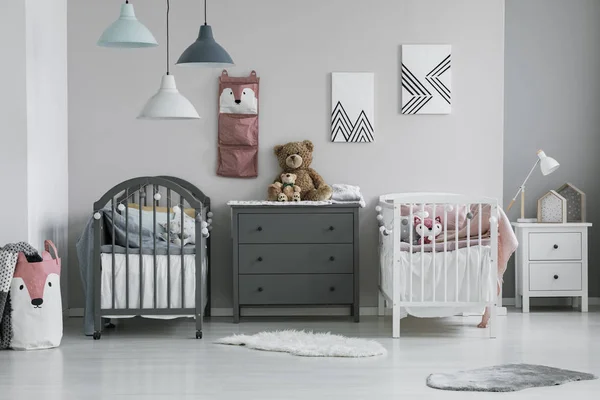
[69,308,84,317]
[66,307,375,318]
[66,305,514,318]
[68,298,598,318]
[503,297,600,306]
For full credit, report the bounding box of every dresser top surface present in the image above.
[228,200,362,209]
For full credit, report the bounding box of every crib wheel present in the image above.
[196,330,203,339]
[93,331,101,340]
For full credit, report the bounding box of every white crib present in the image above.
[376,193,499,338]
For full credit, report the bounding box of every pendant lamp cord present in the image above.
[204,0,207,25]
[166,0,170,75]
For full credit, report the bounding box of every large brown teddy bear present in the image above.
[267,140,333,201]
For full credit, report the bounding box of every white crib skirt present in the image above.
[382,245,494,318]
[100,253,207,319]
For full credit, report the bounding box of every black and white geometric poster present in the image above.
[401,45,451,115]
[331,72,374,143]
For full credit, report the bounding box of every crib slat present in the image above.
[444,206,448,302]
[139,185,143,309]
[421,203,425,302]
[153,185,157,309]
[180,194,185,308]
[111,198,116,310]
[409,203,413,302]
[125,189,129,309]
[455,204,459,302]
[432,204,436,303]
[195,205,203,330]
[467,204,471,302]
[144,185,148,207]
[478,203,483,303]
[167,188,171,309]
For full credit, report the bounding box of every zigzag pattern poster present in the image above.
[331,72,374,143]
[401,44,451,114]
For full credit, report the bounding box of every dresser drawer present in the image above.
[239,274,353,305]
[239,244,353,274]
[529,263,582,291]
[237,213,353,244]
[528,232,582,261]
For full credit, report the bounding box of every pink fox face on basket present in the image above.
[219,85,258,114]
[10,246,62,350]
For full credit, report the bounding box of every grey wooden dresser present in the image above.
[229,203,360,323]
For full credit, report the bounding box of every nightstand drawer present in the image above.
[529,263,582,291]
[528,232,582,261]
[239,274,354,305]
[238,244,353,274]
[238,213,353,244]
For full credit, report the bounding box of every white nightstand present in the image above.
[512,222,592,312]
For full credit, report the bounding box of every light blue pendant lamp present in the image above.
[176,0,234,67]
[98,1,158,48]
[138,0,200,120]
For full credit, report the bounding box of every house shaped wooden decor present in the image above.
[556,182,586,222]
[537,190,567,223]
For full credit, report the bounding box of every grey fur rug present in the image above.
[427,364,597,392]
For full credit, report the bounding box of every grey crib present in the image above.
[92,176,211,340]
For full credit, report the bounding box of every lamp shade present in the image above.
[98,3,158,48]
[537,150,560,175]
[176,25,234,67]
[138,75,200,120]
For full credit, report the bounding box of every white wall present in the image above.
[504,0,600,298]
[26,0,69,306]
[0,1,29,244]
[68,0,505,309]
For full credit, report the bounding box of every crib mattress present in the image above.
[381,245,494,318]
[100,253,207,319]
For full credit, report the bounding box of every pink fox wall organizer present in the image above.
[217,70,260,178]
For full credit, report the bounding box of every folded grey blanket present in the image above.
[0,242,41,350]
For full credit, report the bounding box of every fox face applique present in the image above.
[10,252,62,350]
[414,216,443,245]
[219,86,258,114]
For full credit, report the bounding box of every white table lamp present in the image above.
[507,150,560,222]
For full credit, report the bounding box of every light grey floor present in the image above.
[1,308,599,399]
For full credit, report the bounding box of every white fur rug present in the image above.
[215,330,386,358]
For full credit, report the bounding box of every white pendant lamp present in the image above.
[138,0,200,120]
[98,1,158,48]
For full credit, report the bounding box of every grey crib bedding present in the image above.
[100,244,196,255]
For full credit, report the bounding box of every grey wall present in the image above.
[504,0,600,298]
[68,0,505,310]
[0,1,29,244]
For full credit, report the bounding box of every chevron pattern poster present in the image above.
[401,45,451,114]
[331,72,374,143]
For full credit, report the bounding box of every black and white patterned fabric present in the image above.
[0,242,41,349]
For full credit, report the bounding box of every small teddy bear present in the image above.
[267,140,332,201]
[270,172,301,202]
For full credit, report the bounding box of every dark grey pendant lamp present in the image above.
[176,0,234,67]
